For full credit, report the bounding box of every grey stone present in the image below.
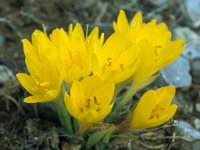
[160,56,192,88]
[183,45,200,60]
[173,27,200,46]
[175,120,200,150]
[0,65,16,84]
[184,0,200,28]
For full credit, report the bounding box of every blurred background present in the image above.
[0,0,200,149]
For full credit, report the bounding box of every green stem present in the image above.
[54,83,74,134]
[73,118,79,133]
[78,123,91,136]
[106,83,138,123]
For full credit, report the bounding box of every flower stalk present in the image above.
[54,82,74,134]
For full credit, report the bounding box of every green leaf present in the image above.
[86,125,115,149]
[102,126,115,143]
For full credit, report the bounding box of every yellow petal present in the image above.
[94,82,115,107]
[50,28,70,48]
[68,23,73,38]
[71,23,85,41]
[134,40,155,85]
[70,33,88,61]
[66,65,83,84]
[16,73,37,95]
[158,38,185,69]
[88,27,99,40]
[81,76,103,98]
[79,110,98,124]
[24,95,51,103]
[132,90,158,124]
[70,80,86,106]
[22,39,36,57]
[113,44,140,82]
[103,32,126,58]
[47,90,58,100]
[65,96,79,119]
[93,104,113,122]
[113,10,129,32]
[25,55,42,75]
[130,11,143,29]
[156,86,175,107]
[100,33,104,46]
[31,30,51,59]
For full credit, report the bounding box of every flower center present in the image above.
[149,104,165,119]
[102,57,125,74]
[79,96,101,113]
[32,81,50,93]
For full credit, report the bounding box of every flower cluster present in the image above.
[17,10,184,138]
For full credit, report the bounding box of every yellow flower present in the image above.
[127,86,177,130]
[17,24,102,103]
[113,10,185,86]
[50,23,102,85]
[65,76,114,134]
[92,31,140,83]
[133,22,185,85]
[16,30,62,103]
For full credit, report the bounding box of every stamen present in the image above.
[107,61,112,67]
[155,104,158,109]
[154,45,162,57]
[102,64,106,70]
[86,99,91,108]
[80,108,83,112]
[159,107,165,110]
[120,64,124,71]
[94,96,97,105]
[155,45,162,48]
[96,108,100,112]
[150,104,165,119]
[149,115,155,119]
[40,82,50,87]
[107,57,112,61]
[154,49,159,56]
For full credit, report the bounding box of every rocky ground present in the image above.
[1,0,200,149]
